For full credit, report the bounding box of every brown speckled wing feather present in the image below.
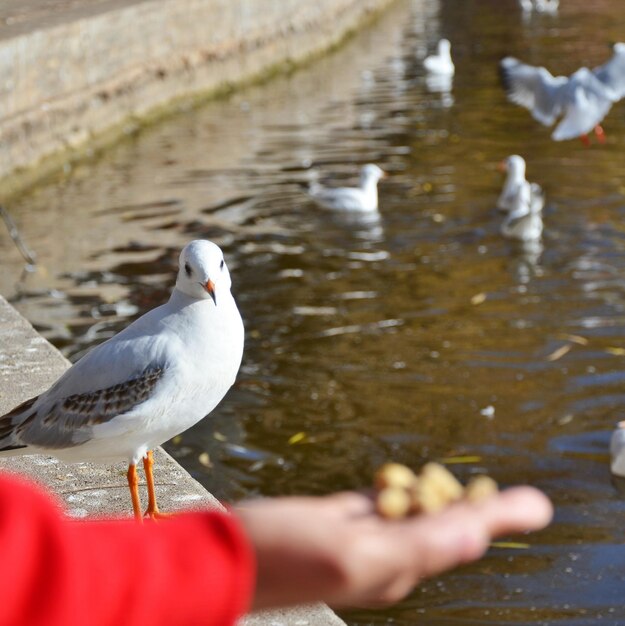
[7,366,166,450]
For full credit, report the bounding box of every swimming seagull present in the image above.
[611,421,625,477]
[518,0,559,14]
[423,39,455,77]
[308,164,386,212]
[0,240,244,520]
[497,155,544,214]
[500,43,625,142]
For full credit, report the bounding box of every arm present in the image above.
[0,472,551,624]
[235,487,552,610]
[0,473,254,626]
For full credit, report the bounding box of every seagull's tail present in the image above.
[0,395,37,452]
[0,445,28,456]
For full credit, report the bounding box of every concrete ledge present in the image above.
[0,0,394,197]
[0,295,346,626]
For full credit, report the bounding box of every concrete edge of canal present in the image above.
[0,295,348,626]
[0,0,396,199]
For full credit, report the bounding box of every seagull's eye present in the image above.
[220,259,225,270]
[184,262,192,277]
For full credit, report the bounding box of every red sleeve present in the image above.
[0,472,255,626]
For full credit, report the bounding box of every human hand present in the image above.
[234,486,552,610]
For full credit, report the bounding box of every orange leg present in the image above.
[126,464,143,522]
[580,134,591,147]
[143,450,171,520]
[594,125,606,144]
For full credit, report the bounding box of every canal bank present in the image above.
[0,294,347,626]
[0,0,396,198]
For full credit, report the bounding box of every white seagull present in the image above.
[518,0,559,14]
[497,155,544,214]
[611,421,625,477]
[308,164,386,212]
[500,43,625,142]
[424,39,455,77]
[0,240,244,520]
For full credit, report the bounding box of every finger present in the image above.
[396,486,552,580]
[468,486,553,536]
[402,512,490,579]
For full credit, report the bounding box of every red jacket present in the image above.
[0,473,255,626]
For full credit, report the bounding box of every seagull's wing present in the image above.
[0,305,178,450]
[529,182,545,213]
[552,69,614,140]
[0,365,167,450]
[500,57,568,126]
[593,43,625,101]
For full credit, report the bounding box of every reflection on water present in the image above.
[3,0,625,623]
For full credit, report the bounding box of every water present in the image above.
[3,0,625,622]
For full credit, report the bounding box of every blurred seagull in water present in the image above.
[610,421,625,477]
[500,42,625,143]
[308,164,386,212]
[518,0,559,14]
[497,155,544,214]
[424,39,454,77]
[0,240,244,520]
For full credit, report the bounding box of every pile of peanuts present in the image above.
[374,462,498,519]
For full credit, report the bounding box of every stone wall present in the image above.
[0,0,395,195]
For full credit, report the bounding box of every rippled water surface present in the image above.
[4,0,625,623]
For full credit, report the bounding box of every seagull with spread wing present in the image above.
[0,240,244,521]
[500,42,625,143]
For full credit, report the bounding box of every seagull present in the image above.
[497,155,544,214]
[518,0,559,14]
[0,240,244,521]
[424,39,455,77]
[500,43,625,142]
[610,421,625,477]
[500,183,543,242]
[307,164,386,212]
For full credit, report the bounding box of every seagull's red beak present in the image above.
[204,279,216,305]
[497,160,507,173]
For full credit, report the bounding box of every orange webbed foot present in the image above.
[143,507,174,521]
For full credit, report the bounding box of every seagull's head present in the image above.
[176,240,231,304]
[612,42,625,55]
[360,164,386,186]
[498,154,526,177]
[438,39,451,54]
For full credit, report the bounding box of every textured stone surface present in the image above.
[0,0,394,194]
[0,295,346,625]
